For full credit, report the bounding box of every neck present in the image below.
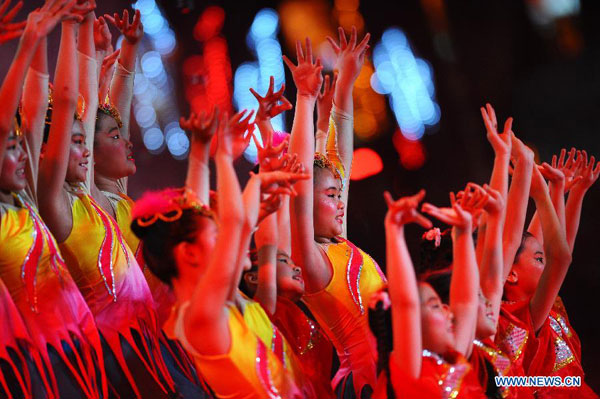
[172,275,198,305]
[95,173,121,195]
[0,189,16,205]
[504,285,529,303]
[315,235,337,244]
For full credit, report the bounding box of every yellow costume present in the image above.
[0,192,105,398]
[303,237,386,396]
[59,187,175,397]
[174,301,301,399]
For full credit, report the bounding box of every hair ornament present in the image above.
[314,152,341,181]
[422,227,442,248]
[44,84,85,125]
[132,187,215,228]
[97,95,122,128]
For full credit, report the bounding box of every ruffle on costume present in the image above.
[0,193,106,398]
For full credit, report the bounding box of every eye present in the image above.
[535,256,544,263]
[111,134,120,140]
[327,193,336,198]
[7,145,16,150]
[278,257,288,263]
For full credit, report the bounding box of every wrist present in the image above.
[296,93,317,104]
[215,152,233,162]
[336,73,355,90]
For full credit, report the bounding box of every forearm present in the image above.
[276,196,291,254]
[109,55,135,139]
[549,180,566,234]
[475,215,487,266]
[315,128,327,154]
[564,187,586,253]
[386,222,421,379]
[502,156,533,276]
[480,212,504,312]
[256,118,274,142]
[185,147,211,204]
[254,243,278,315]
[490,153,510,200]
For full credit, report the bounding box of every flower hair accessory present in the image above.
[368,288,391,311]
[132,187,214,227]
[314,152,341,181]
[97,96,123,128]
[422,227,442,248]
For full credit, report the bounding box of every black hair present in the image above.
[420,269,452,305]
[513,232,534,265]
[367,298,395,399]
[131,209,206,287]
[239,263,258,298]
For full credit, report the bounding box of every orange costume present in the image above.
[0,192,105,398]
[526,297,598,399]
[272,296,335,398]
[174,301,302,399]
[59,186,175,397]
[303,237,386,397]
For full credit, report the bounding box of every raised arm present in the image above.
[502,132,534,278]
[20,35,48,197]
[384,190,431,380]
[284,39,329,292]
[0,0,25,44]
[253,198,280,315]
[105,9,143,141]
[77,7,98,190]
[422,192,481,357]
[315,73,336,154]
[528,166,572,332]
[180,109,218,204]
[565,150,600,252]
[185,112,246,356]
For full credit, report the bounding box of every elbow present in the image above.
[52,85,79,109]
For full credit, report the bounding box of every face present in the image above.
[94,114,135,179]
[0,134,28,191]
[276,251,304,300]
[511,236,545,296]
[66,120,90,183]
[419,282,454,355]
[313,168,344,239]
[475,290,496,339]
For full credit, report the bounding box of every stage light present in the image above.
[134,105,157,128]
[393,129,427,170]
[167,130,190,157]
[350,148,383,180]
[250,8,279,41]
[143,127,164,152]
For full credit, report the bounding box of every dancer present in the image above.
[284,30,385,398]
[131,109,309,398]
[1,2,108,398]
[37,5,177,397]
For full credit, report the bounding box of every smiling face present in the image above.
[66,120,90,183]
[94,113,135,180]
[276,251,304,300]
[419,282,454,355]
[475,290,496,339]
[313,167,344,239]
[0,133,28,191]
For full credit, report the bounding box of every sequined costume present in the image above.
[420,349,486,399]
[102,190,205,398]
[59,186,176,397]
[526,297,598,398]
[239,293,316,398]
[0,192,106,398]
[174,301,302,399]
[302,237,386,397]
[271,297,334,398]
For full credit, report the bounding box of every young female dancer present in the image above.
[371,189,486,398]
[1,3,108,398]
[131,110,309,398]
[36,6,177,397]
[284,30,386,398]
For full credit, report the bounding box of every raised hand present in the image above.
[316,72,337,132]
[257,193,283,224]
[384,190,432,228]
[482,184,504,215]
[98,48,120,101]
[105,9,143,45]
[455,183,489,220]
[26,0,93,38]
[556,148,583,192]
[180,108,219,146]
[0,0,25,43]
[253,128,289,172]
[283,38,323,100]
[250,168,310,197]
[422,194,474,232]
[93,15,112,52]
[571,150,600,192]
[326,26,370,86]
[480,103,511,156]
[249,76,292,121]
[530,164,550,200]
[510,131,534,163]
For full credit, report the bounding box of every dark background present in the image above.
[2,0,598,389]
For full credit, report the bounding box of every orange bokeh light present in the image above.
[350,148,383,180]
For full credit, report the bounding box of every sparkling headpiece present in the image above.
[314,152,341,181]
[97,95,122,128]
[132,187,214,227]
[44,84,85,125]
